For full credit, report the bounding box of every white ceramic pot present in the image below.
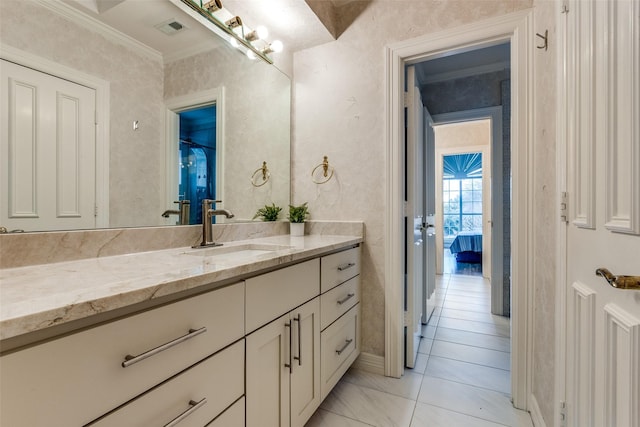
[290,222,305,236]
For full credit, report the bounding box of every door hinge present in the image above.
[559,401,567,427]
[561,3,569,14]
[94,205,98,217]
[560,192,568,223]
[403,311,409,327]
[404,91,410,108]
[403,201,408,217]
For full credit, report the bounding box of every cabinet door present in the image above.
[246,312,291,427]
[290,297,321,427]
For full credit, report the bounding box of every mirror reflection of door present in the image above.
[178,105,216,225]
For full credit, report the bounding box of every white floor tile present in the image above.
[425,357,511,394]
[435,327,510,352]
[440,308,510,327]
[417,377,533,427]
[305,409,375,427]
[442,300,492,313]
[437,317,510,337]
[410,353,429,374]
[320,381,416,427]
[341,368,423,400]
[418,338,433,354]
[430,340,510,370]
[410,402,509,427]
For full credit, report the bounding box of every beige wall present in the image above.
[0,0,166,228]
[292,0,557,425]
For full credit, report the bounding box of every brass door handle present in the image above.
[595,268,640,290]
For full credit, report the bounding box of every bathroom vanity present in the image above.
[0,233,362,427]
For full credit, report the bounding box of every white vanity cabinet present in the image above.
[245,260,322,427]
[319,247,361,400]
[0,282,245,426]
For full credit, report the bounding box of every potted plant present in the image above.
[288,202,309,236]
[253,203,282,222]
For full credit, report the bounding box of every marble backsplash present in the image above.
[0,220,364,269]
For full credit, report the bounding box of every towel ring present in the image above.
[311,156,334,184]
[251,161,270,187]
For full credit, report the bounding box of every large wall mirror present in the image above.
[0,0,290,232]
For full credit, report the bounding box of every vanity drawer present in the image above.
[320,247,360,293]
[207,397,245,427]
[90,340,244,426]
[246,259,320,333]
[320,303,360,400]
[320,275,360,330]
[0,282,245,427]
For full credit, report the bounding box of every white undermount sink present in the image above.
[183,243,293,262]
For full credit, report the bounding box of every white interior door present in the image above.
[1,59,96,231]
[422,107,436,325]
[564,1,640,426]
[405,65,424,368]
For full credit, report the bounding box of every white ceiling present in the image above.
[62,0,334,62]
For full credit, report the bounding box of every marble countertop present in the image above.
[0,234,362,341]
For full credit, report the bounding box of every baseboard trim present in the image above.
[528,394,546,427]
[352,352,385,375]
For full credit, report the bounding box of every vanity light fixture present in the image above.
[225,15,242,29]
[262,40,284,55]
[170,0,280,64]
[245,25,268,42]
[202,0,222,13]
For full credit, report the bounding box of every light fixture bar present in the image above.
[169,0,274,64]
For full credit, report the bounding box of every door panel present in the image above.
[405,65,424,368]
[564,1,640,426]
[423,108,436,325]
[1,59,96,231]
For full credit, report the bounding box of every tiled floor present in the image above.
[305,272,533,427]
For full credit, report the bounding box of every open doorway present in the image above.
[390,13,535,406]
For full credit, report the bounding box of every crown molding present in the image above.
[418,60,510,85]
[33,0,162,63]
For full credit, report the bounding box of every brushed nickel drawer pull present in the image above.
[336,338,353,355]
[338,262,356,272]
[122,326,207,368]
[284,321,292,373]
[293,314,302,366]
[164,398,207,427]
[596,268,640,290]
[337,293,355,305]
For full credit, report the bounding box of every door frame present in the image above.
[383,10,533,410]
[432,107,504,315]
[164,88,225,223]
[0,43,110,228]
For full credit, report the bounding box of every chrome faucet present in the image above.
[161,200,191,225]
[193,199,234,248]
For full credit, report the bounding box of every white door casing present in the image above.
[561,1,640,426]
[385,10,532,410]
[1,60,96,231]
[405,65,424,369]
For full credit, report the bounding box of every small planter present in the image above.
[290,222,305,236]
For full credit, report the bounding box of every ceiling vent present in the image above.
[154,18,187,35]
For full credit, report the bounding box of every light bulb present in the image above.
[270,40,283,53]
[246,50,256,60]
[229,38,239,48]
[256,26,268,40]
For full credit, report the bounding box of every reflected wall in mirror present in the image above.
[0,0,290,232]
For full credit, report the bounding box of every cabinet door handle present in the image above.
[284,321,292,373]
[337,293,355,305]
[293,314,302,366]
[338,262,356,272]
[163,398,207,427]
[336,338,353,355]
[122,326,207,368]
